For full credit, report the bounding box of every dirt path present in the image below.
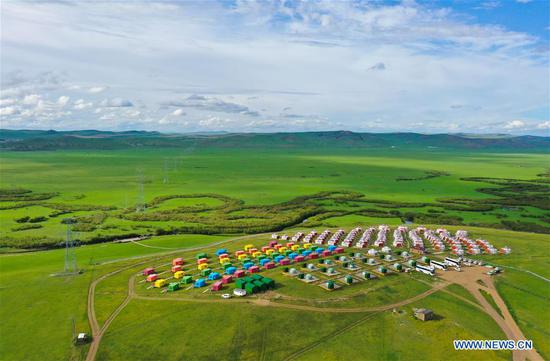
[439,267,544,361]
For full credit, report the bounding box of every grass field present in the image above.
[1,147,548,249]
[0,143,548,361]
[0,226,547,361]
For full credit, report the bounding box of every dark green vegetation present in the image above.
[0,131,548,250]
[1,129,549,151]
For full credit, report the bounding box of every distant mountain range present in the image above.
[0,129,548,151]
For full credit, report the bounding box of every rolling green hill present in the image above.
[1,129,548,151]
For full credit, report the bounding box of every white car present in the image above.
[221,293,232,299]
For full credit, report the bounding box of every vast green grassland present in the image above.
[1,147,548,249]
[0,143,548,360]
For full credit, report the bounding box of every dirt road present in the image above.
[439,267,544,361]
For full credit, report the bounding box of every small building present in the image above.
[222,275,233,284]
[414,308,434,321]
[201,268,212,276]
[198,263,209,271]
[235,279,246,289]
[172,258,184,266]
[196,252,208,259]
[146,274,158,282]
[261,277,275,289]
[154,279,167,288]
[233,288,247,297]
[75,333,89,345]
[234,269,246,278]
[245,282,259,294]
[167,282,180,292]
[143,268,155,276]
[253,280,267,291]
[264,262,276,270]
[194,278,207,288]
[180,275,193,284]
[208,272,221,280]
[294,255,305,262]
[197,258,208,265]
[288,268,300,276]
[216,248,228,256]
[334,247,344,254]
[211,281,223,291]
[279,259,291,265]
[171,265,183,273]
[174,271,185,279]
[225,266,237,275]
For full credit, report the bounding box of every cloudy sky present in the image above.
[1,0,549,134]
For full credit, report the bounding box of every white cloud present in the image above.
[536,121,550,129]
[172,108,185,116]
[516,0,532,3]
[0,98,17,107]
[166,95,259,116]
[125,109,141,118]
[22,94,41,105]
[0,106,19,116]
[73,98,93,110]
[89,86,107,93]
[57,95,70,107]
[0,1,547,133]
[503,120,526,129]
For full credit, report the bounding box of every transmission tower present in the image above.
[136,169,146,212]
[163,158,169,184]
[63,218,77,274]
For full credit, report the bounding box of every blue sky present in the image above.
[1,0,548,134]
